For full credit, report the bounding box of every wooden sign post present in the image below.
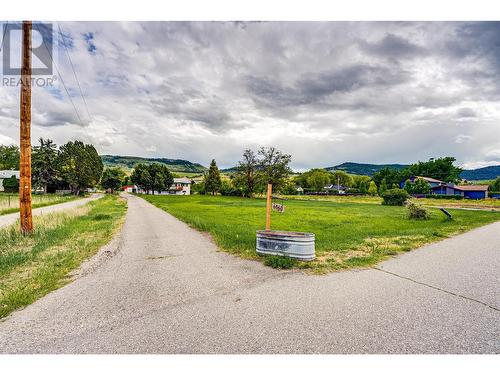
[265,183,272,230]
[19,21,33,234]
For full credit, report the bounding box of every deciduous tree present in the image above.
[258,147,292,192]
[59,141,103,195]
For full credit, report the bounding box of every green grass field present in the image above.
[0,195,127,318]
[141,195,500,273]
[0,193,80,215]
[283,194,500,210]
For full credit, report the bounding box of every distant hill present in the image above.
[101,155,207,173]
[460,165,500,181]
[325,162,409,176]
[325,162,500,180]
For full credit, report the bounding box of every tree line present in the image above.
[0,139,103,195]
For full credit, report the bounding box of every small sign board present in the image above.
[272,202,285,213]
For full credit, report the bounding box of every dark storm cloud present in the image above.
[358,33,427,58]
[246,64,410,109]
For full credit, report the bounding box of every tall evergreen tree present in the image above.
[32,138,59,193]
[205,159,222,195]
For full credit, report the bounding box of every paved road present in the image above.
[0,193,498,353]
[0,194,103,229]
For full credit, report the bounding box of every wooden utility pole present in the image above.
[19,21,33,234]
[265,183,272,231]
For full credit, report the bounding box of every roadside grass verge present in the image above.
[141,195,500,273]
[0,194,81,216]
[0,195,126,318]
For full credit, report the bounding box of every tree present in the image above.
[407,157,462,183]
[372,167,402,189]
[368,181,378,196]
[131,163,152,193]
[235,149,260,197]
[149,163,174,193]
[2,175,19,193]
[204,159,222,195]
[378,178,388,196]
[329,170,353,188]
[32,138,60,193]
[413,178,431,194]
[403,179,414,194]
[130,163,173,194]
[359,180,368,194]
[58,141,103,195]
[258,147,292,192]
[489,177,500,192]
[101,167,126,193]
[306,169,330,192]
[0,145,20,170]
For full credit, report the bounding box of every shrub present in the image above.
[263,255,297,269]
[382,188,409,206]
[2,176,19,193]
[406,200,430,220]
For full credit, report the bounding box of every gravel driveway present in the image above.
[0,193,498,353]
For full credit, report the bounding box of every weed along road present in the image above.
[0,194,104,229]
[0,193,498,354]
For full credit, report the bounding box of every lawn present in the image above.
[0,193,80,215]
[284,194,500,210]
[0,194,127,318]
[141,194,500,273]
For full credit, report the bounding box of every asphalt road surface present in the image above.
[0,193,498,353]
[0,194,103,229]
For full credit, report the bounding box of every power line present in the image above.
[33,22,85,127]
[57,23,93,123]
[0,21,8,52]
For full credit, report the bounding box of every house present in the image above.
[122,185,136,193]
[432,184,489,200]
[168,177,191,195]
[324,184,348,193]
[401,175,489,199]
[128,177,192,195]
[399,176,443,189]
[0,170,20,192]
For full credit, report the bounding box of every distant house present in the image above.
[168,177,191,195]
[0,170,20,192]
[401,175,489,200]
[122,185,136,193]
[324,184,348,193]
[129,177,192,195]
[431,184,489,200]
[399,176,443,189]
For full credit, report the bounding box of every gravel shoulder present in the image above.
[0,193,498,354]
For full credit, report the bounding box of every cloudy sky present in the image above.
[1,21,500,170]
